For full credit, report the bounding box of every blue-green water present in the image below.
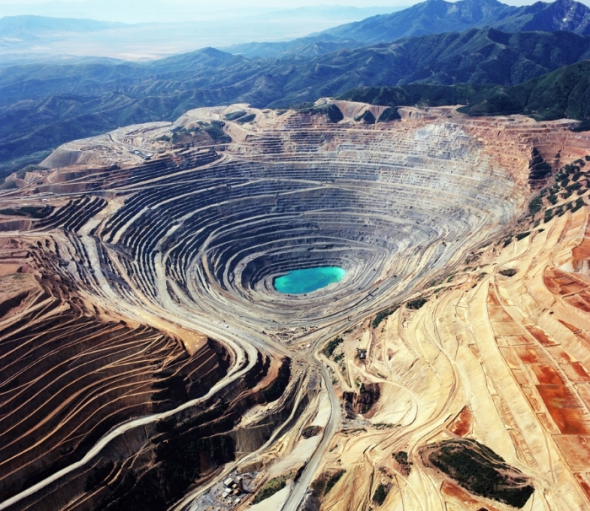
[274,267,346,294]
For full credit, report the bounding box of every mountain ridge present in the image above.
[224,0,590,59]
[322,0,590,44]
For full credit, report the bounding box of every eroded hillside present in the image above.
[0,101,588,511]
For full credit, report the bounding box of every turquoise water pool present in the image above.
[274,266,346,294]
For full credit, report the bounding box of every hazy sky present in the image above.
[1,0,587,24]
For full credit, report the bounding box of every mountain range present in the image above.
[326,0,590,42]
[0,0,589,178]
[233,0,590,58]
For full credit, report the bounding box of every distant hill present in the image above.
[260,29,590,106]
[322,0,590,44]
[222,0,590,60]
[223,35,359,59]
[222,6,407,59]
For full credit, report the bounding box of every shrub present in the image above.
[253,476,288,504]
[528,196,543,213]
[307,104,344,123]
[203,125,227,140]
[372,306,399,329]
[355,110,376,124]
[567,182,582,191]
[224,110,246,121]
[544,210,554,223]
[372,483,389,505]
[547,194,558,205]
[407,298,427,310]
[424,439,534,508]
[572,198,585,212]
[302,426,322,438]
[393,451,413,475]
[378,107,401,122]
[323,337,343,357]
[236,114,256,124]
[324,470,345,495]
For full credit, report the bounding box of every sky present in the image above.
[0,1,407,23]
[1,0,587,24]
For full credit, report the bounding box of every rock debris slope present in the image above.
[0,101,588,510]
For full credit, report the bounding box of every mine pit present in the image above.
[1,102,590,510]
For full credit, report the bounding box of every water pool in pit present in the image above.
[273,267,346,294]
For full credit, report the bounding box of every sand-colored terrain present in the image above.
[0,101,588,511]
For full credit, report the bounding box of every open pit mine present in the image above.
[0,100,590,511]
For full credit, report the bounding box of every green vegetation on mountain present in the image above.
[340,60,590,124]
[469,60,590,120]
[340,83,486,109]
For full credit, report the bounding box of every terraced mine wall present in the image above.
[31,109,535,334]
[0,104,589,511]
[0,266,231,504]
[0,252,299,511]
[14,355,298,511]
